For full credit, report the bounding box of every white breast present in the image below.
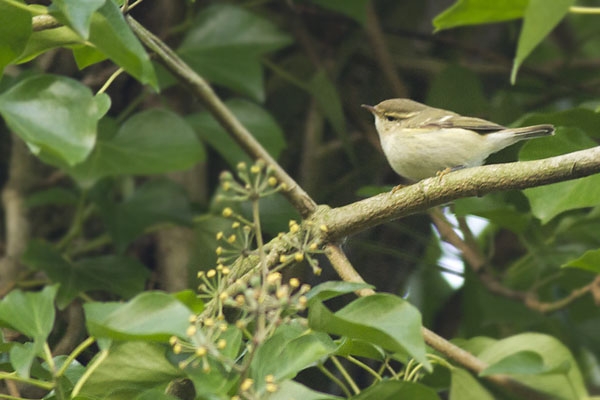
[379,128,515,181]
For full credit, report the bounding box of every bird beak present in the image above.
[361,104,377,115]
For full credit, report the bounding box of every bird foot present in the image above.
[391,184,406,193]
[436,167,453,179]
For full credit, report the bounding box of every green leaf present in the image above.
[308,294,430,370]
[426,65,487,116]
[22,240,149,309]
[172,290,204,315]
[478,333,587,399]
[17,26,83,63]
[72,44,108,69]
[135,389,180,400]
[188,98,285,167]
[10,341,43,379]
[96,179,194,252]
[251,323,337,394]
[307,70,353,162]
[268,380,341,400]
[433,0,527,31]
[84,291,193,341]
[64,110,205,187]
[453,193,531,232]
[178,4,292,101]
[356,185,391,197]
[305,281,374,303]
[450,368,494,400]
[51,355,85,390]
[0,75,110,165]
[180,326,241,395]
[0,285,57,340]
[351,380,440,400]
[334,338,386,361]
[480,350,569,376]
[452,337,498,358]
[0,0,32,75]
[308,0,369,25]
[515,107,600,139]
[49,0,105,39]
[235,192,299,235]
[88,0,157,88]
[26,187,79,208]
[562,249,600,273]
[511,0,575,83]
[79,341,182,399]
[190,214,233,276]
[520,128,600,223]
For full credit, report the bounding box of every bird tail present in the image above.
[507,124,555,139]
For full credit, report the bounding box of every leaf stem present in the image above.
[43,342,56,374]
[569,6,600,14]
[97,68,125,95]
[56,190,88,251]
[0,372,54,390]
[71,348,109,397]
[346,355,382,382]
[56,337,96,378]
[317,363,352,397]
[330,355,360,395]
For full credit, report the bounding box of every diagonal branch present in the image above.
[430,209,598,313]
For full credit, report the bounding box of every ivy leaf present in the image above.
[478,333,587,399]
[511,0,575,83]
[562,249,600,274]
[433,0,527,31]
[0,285,58,341]
[87,0,157,88]
[0,0,32,75]
[267,380,341,400]
[78,341,182,399]
[450,368,494,400]
[49,0,105,39]
[250,322,337,395]
[0,75,109,166]
[22,240,149,309]
[188,99,285,167]
[84,292,192,341]
[308,0,369,25]
[17,26,83,63]
[178,4,292,101]
[480,351,569,376]
[94,179,194,252]
[520,128,600,223]
[309,294,430,370]
[352,380,440,400]
[65,110,205,188]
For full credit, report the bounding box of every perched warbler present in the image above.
[362,99,554,181]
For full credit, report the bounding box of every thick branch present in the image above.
[320,147,600,240]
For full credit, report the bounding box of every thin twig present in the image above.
[364,2,408,97]
[430,207,597,313]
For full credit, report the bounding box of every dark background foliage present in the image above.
[1,0,600,399]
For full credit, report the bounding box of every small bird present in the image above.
[362,99,554,181]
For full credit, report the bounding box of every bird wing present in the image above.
[426,115,505,133]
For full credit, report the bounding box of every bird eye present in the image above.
[385,115,396,122]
